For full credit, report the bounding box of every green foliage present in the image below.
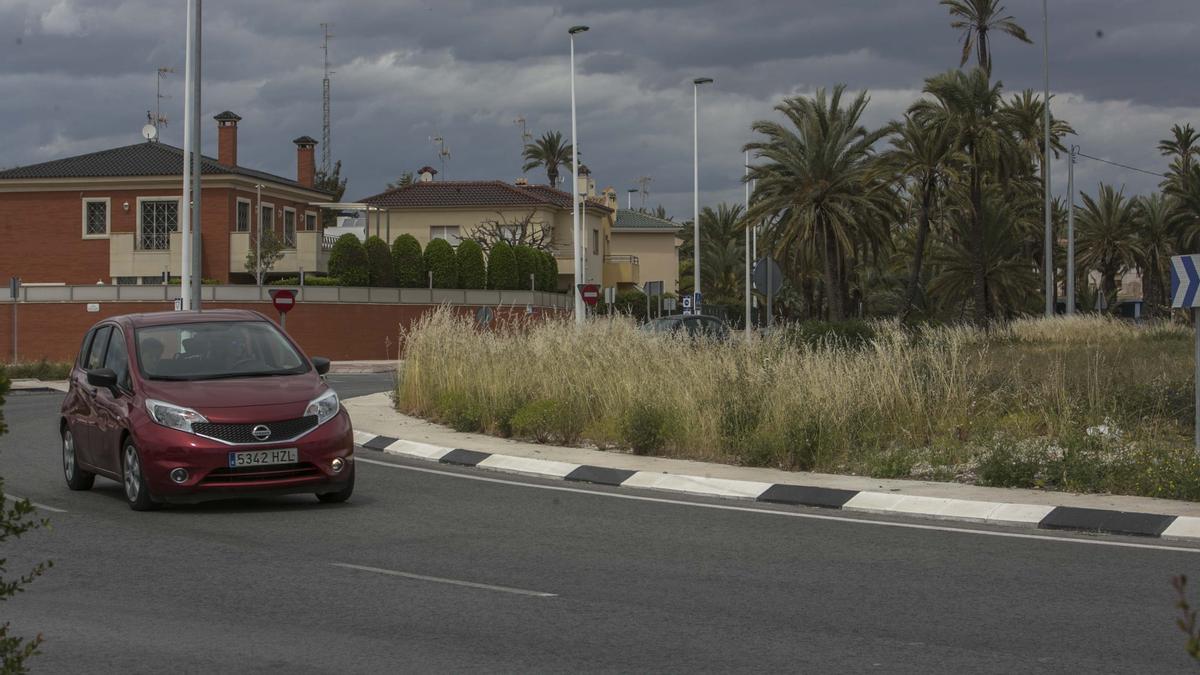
[314,160,348,228]
[513,245,538,291]
[167,278,221,285]
[364,236,394,287]
[537,250,559,292]
[269,275,340,286]
[0,366,52,672]
[1174,575,1200,663]
[244,228,287,282]
[328,234,369,287]
[391,234,425,288]
[455,240,487,290]
[2,360,71,381]
[487,241,519,290]
[621,401,671,455]
[510,399,585,444]
[436,392,482,432]
[521,130,572,188]
[423,239,458,289]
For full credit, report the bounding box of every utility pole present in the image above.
[744,150,751,337]
[1042,0,1054,317]
[321,22,334,176]
[568,25,589,324]
[1067,145,1078,315]
[180,0,201,311]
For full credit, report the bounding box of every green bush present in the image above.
[436,391,482,432]
[270,275,341,286]
[487,241,519,290]
[3,360,72,380]
[455,240,487,290]
[424,238,458,289]
[391,234,425,288]
[364,236,394,287]
[538,250,559,292]
[513,245,537,291]
[510,399,585,444]
[167,278,221,285]
[621,401,670,455]
[328,234,369,286]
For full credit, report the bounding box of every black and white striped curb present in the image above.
[353,431,1200,542]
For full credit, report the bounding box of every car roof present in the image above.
[96,309,270,329]
[657,314,722,320]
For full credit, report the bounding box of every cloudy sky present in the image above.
[1,0,1197,217]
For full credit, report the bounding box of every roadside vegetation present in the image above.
[2,360,71,381]
[397,309,1200,501]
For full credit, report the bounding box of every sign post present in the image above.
[1171,254,1200,451]
[681,294,693,316]
[753,257,783,328]
[577,284,600,314]
[9,276,19,363]
[269,288,297,330]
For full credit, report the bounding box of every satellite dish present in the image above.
[142,124,158,141]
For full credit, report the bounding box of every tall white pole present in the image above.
[568,26,588,324]
[255,184,263,287]
[693,84,700,306]
[1067,145,1077,314]
[180,0,197,311]
[190,0,203,310]
[1042,0,1054,317]
[744,150,751,336]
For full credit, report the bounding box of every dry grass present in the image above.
[397,309,1200,500]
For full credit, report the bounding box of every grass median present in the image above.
[396,308,1200,501]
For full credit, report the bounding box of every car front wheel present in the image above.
[122,440,160,511]
[315,471,354,504]
[62,427,95,491]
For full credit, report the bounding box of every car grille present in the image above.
[201,463,322,485]
[192,416,319,445]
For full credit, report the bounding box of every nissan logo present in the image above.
[251,425,271,441]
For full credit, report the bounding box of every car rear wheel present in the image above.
[315,471,354,504]
[122,440,160,511]
[62,427,95,491]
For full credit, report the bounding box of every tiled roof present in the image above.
[359,180,613,213]
[0,141,332,195]
[614,208,681,230]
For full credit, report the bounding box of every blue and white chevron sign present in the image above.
[1171,254,1200,308]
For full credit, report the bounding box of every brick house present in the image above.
[0,112,335,285]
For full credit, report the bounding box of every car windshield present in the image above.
[641,318,679,332]
[135,321,309,381]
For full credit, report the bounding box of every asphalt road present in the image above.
[3,380,1200,673]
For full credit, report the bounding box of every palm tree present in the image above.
[1159,124,1200,180]
[941,0,1032,77]
[1133,193,1183,314]
[912,68,1020,323]
[1077,184,1141,311]
[521,131,573,189]
[744,86,894,321]
[885,114,961,318]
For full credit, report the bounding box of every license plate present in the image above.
[228,448,298,468]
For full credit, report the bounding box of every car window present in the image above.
[642,317,681,333]
[104,328,132,391]
[682,318,703,337]
[85,325,112,370]
[77,328,96,368]
[700,317,728,338]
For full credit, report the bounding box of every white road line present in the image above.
[331,562,557,598]
[354,456,1200,554]
[4,494,68,514]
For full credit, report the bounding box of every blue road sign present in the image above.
[1171,255,1200,308]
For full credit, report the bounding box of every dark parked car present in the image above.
[639,314,731,341]
[60,310,354,510]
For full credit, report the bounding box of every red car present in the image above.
[59,309,354,510]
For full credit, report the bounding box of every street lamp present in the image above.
[692,77,713,311]
[254,184,264,287]
[1067,144,1078,314]
[1042,0,1053,317]
[569,24,589,324]
[627,188,638,210]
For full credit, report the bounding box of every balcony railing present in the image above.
[604,255,639,265]
[322,233,338,252]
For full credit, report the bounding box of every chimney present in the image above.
[293,136,318,188]
[418,166,438,182]
[214,111,242,166]
[514,177,528,186]
[602,186,617,209]
[576,164,595,198]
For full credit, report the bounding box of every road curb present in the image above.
[350,430,1200,542]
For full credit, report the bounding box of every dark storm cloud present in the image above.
[0,0,1197,215]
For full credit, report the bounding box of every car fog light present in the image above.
[170,468,189,484]
[332,458,345,473]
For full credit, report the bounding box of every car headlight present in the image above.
[305,389,340,425]
[145,399,209,433]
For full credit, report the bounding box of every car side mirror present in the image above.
[311,357,331,376]
[86,368,118,391]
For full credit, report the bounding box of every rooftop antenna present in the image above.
[430,134,450,180]
[153,66,174,136]
[321,22,335,176]
[514,116,532,173]
[142,111,158,142]
[636,175,653,209]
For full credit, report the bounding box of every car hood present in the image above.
[139,374,325,422]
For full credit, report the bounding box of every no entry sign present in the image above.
[577,284,600,307]
[269,288,297,314]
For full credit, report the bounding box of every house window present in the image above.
[592,229,599,256]
[83,198,109,238]
[430,225,461,246]
[305,212,317,231]
[283,208,296,248]
[139,199,179,250]
[260,204,274,236]
[236,200,251,232]
[500,225,519,245]
[115,276,138,285]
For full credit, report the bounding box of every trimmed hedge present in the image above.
[269,275,341,286]
[455,240,487,290]
[513,245,537,291]
[537,250,558,292]
[364,236,394,287]
[487,241,519,290]
[424,238,458,288]
[391,234,425,288]
[328,234,369,287]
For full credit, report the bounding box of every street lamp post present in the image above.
[744,150,751,337]
[255,183,264,287]
[1067,145,1078,314]
[568,25,589,324]
[1042,0,1054,317]
[692,77,713,310]
[627,188,638,210]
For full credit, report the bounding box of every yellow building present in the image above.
[609,209,682,295]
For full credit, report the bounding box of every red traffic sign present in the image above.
[269,288,297,314]
[577,283,601,307]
